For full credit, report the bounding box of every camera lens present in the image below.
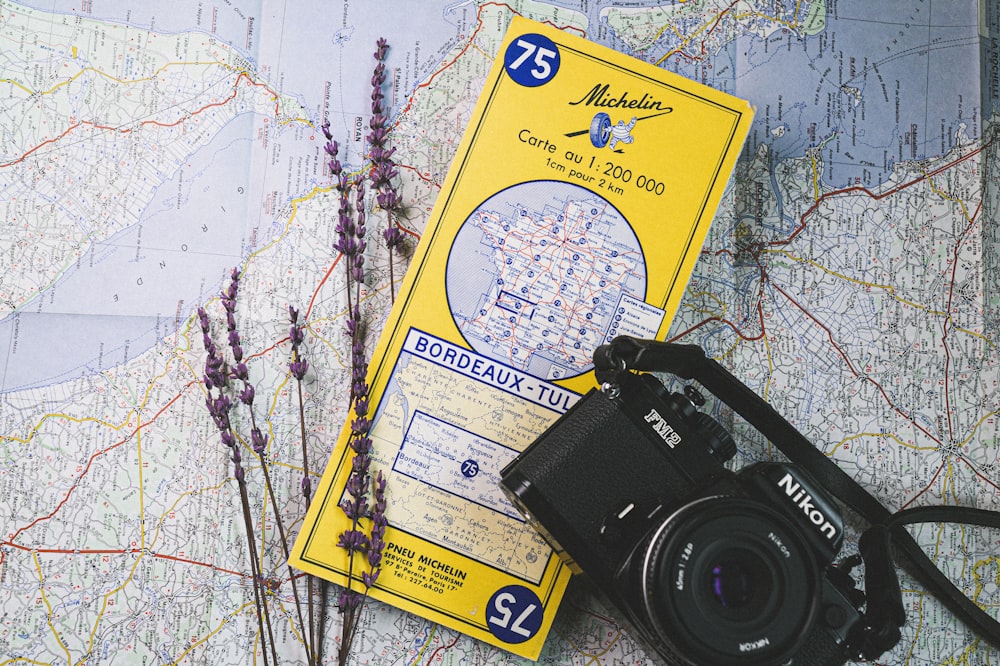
[709,553,767,612]
[641,497,819,664]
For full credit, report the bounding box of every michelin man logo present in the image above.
[589,112,637,151]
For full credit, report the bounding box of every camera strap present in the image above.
[593,337,1000,657]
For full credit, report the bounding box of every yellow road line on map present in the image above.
[8,60,229,98]
[168,600,256,665]
[83,545,146,663]
[901,588,927,664]
[923,169,974,223]
[147,480,228,552]
[136,422,147,550]
[682,290,727,319]
[809,154,822,200]
[960,410,1000,450]
[654,10,803,66]
[32,551,72,666]
[827,431,938,456]
[410,624,437,666]
[4,412,129,445]
[765,248,950,315]
[562,625,621,664]
[766,249,994,350]
[247,185,330,262]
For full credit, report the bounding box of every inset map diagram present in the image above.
[446,181,646,379]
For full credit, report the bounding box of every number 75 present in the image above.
[508,38,557,80]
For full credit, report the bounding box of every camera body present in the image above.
[500,369,865,665]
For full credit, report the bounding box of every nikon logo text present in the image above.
[643,408,681,448]
[739,638,770,653]
[777,473,838,541]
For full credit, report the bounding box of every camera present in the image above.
[500,342,870,665]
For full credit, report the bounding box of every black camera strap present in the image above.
[594,337,1000,658]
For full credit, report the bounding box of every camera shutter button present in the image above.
[683,385,706,406]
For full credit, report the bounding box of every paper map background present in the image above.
[0,0,997,663]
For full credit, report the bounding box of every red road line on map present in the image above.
[769,279,944,448]
[306,253,343,320]
[399,1,584,119]
[1,72,274,169]
[2,541,251,579]
[770,144,986,249]
[425,634,461,664]
[901,461,946,509]
[700,0,741,57]
[4,437,132,547]
[959,457,1000,494]
[1,381,197,566]
[660,0,740,63]
[940,199,983,444]
[0,121,84,168]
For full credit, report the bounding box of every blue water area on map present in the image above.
[651,2,982,191]
[23,0,473,138]
[0,115,257,393]
[20,0,263,58]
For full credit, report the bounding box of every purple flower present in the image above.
[367,38,405,302]
[251,427,268,455]
[367,471,387,576]
[197,307,211,335]
[338,589,362,610]
[287,306,310,381]
[288,306,305,345]
[337,529,369,553]
[290,358,309,380]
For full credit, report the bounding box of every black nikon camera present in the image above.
[500,339,878,665]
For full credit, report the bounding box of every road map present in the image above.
[446,180,649,380]
[0,0,997,664]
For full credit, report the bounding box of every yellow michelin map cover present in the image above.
[290,16,753,658]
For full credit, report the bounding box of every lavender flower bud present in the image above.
[232,362,249,382]
[338,589,361,610]
[340,494,369,521]
[251,427,268,455]
[337,529,369,553]
[290,358,309,380]
[197,307,211,334]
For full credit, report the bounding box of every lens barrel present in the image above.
[642,497,820,664]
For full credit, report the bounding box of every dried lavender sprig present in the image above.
[200,305,276,666]
[224,271,320,666]
[368,37,405,302]
[288,304,318,666]
[324,108,388,666]
[336,298,383,666]
[327,135,359,320]
[337,366,388,664]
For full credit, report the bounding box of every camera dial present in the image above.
[635,374,736,463]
